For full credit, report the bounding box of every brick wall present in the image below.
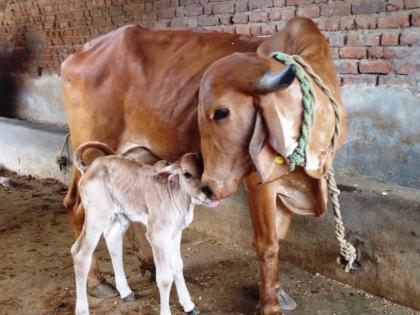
[0,0,419,93]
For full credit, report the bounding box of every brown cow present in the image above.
[62,17,345,314]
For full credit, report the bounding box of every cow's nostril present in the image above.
[201,185,213,198]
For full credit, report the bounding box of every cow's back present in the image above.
[61,26,262,161]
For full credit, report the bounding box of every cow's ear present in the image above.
[249,112,289,184]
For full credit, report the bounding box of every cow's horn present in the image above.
[254,64,297,94]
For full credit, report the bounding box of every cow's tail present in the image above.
[74,141,116,175]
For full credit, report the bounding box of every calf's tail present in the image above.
[74,141,116,175]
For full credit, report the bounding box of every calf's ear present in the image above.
[154,161,180,186]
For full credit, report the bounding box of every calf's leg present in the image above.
[172,232,197,314]
[104,214,134,301]
[66,171,118,298]
[148,232,175,315]
[71,223,103,315]
[244,173,293,315]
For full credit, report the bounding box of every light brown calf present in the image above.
[71,141,216,315]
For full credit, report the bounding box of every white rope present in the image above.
[291,54,358,272]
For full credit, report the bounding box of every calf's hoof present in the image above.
[277,289,297,311]
[87,280,119,298]
[186,306,200,315]
[122,292,136,302]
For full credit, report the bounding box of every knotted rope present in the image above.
[271,51,357,272]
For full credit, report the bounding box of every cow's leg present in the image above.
[172,232,197,314]
[126,223,156,278]
[71,221,103,315]
[65,171,118,298]
[148,231,175,315]
[103,214,135,301]
[244,173,293,315]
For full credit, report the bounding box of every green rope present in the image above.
[271,51,314,172]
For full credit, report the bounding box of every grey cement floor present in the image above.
[0,170,418,315]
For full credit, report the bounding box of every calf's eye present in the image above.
[213,108,229,120]
[183,172,192,179]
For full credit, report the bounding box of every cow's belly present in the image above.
[119,118,200,161]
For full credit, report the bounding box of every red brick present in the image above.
[378,13,410,28]
[282,7,296,19]
[203,3,213,15]
[154,0,171,9]
[297,5,320,18]
[335,60,359,74]
[341,74,377,86]
[355,15,377,29]
[286,0,313,5]
[219,14,233,25]
[158,7,176,19]
[250,10,268,22]
[352,0,386,14]
[359,60,392,74]
[235,1,248,12]
[325,32,345,47]
[197,15,219,26]
[235,24,251,35]
[233,13,249,24]
[185,5,203,16]
[368,47,384,58]
[413,11,420,26]
[347,32,381,46]
[339,47,366,59]
[250,24,262,35]
[378,75,410,87]
[108,5,123,17]
[400,32,420,45]
[316,17,340,31]
[387,0,404,11]
[320,2,351,17]
[404,0,420,9]
[381,32,400,45]
[383,47,396,59]
[396,63,415,74]
[340,16,356,30]
[213,2,235,14]
[262,22,277,35]
[331,47,339,59]
[273,0,286,7]
[249,0,273,10]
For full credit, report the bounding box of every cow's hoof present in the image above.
[122,292,136,302]
[186,306,200,315]
[278,289,297,311]
[87,280,119,298]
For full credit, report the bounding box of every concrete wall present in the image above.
[14,74,67,128]
[336,87,420,188]
[0,117,72,184]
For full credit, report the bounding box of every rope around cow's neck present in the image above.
[271,51,357,272]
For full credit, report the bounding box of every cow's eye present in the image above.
[213,108,229,120]
[183,172,192,179]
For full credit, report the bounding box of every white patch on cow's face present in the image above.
[278,115,298,157]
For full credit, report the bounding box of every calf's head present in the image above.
[198,53,301,200]
[154,153,220,207]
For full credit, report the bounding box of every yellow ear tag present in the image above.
[274,155,285,165]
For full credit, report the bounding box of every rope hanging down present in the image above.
[271,51,357,272]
